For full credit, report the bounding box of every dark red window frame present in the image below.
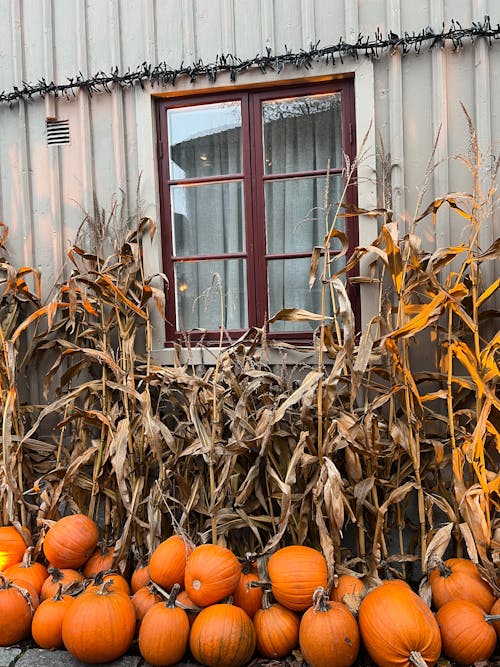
[155,77,359,345]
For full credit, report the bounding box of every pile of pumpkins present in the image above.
[0,514,500,666]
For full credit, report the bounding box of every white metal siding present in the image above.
[0,0,498,331]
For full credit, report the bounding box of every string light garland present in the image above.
[1,16,499,106]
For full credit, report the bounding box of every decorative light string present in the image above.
[2,16,499,106]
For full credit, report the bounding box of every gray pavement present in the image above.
[0,648,200,667]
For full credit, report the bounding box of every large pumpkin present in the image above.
[31,585,76,649]
[358,580,441,667]
[0,574,34,646]
[436,599,500,664]
[299,588,360,667]
[267,545,328,611]
[253,591,300,659]
[491,597,500,640]
[428,557,494,611]
[43,514,98,570]
[138,584,190,666]
[149,534,193,591]
[184,544,240,607]
[0,525,28,571]
[189,603,256,667]
[62,581,136,663]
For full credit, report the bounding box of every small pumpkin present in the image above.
[358,580,441,667]
[330,573,365,607]
[176,588,199,626]
[0,574,34,646]
[4,546,48,595]
[31,584,76,649]
[0,525,29,571]
[184,543,240,607]
[131,583,164,627]
[62,580,136,663]
[428,557,495,611]
[138,584,190,666]
[149,534,193,591]
[189,602,256,667]
[83,543,115,578]
[253,590,300,659]
[267,545,328,612]
[43,514,98,570]
[299,587,360,667]
[232,558,263,619]
[436,599,500,664]
[40,566,84,600]
[85,570,130,596]
[131,559,150,593]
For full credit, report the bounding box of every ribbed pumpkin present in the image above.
[31,585,76,649]
[43,514,98,570]
[5,547,48,595]
[149,534,193,591]
[85,571,130,596]
[491,597,500,640]
[185,544,240,607]
[267,545,328,611]
[429,557,495,611]
[232,560,263,619]
[40,567,84,600]
[131,583,164,627]
[0,525,28,571]
[331,574,365,605]
[0,574,34,646]
[82,543,115,578]
[436,599,500,664]
[189,603,256,667]
[358,580,441,667]
[62,580,136,663]
[138,584,190,666]
[131,560,150,593]
[253,591,300,659]
[299,588,360,667]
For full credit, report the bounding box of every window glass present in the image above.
[168,101,242,179]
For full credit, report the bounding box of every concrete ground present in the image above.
[0,648,201,667]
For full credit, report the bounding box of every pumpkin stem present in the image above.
[0,573,9,589]
[166,583,181,608]
[485,614,500,623]
[52,583,64,602]
[47,566,64,582]
[429,556,451,578]
[261,589,274,611]
[97,579,115,595]
[312,587,331,612]
[409,651,429,667]
[20,546,34,568]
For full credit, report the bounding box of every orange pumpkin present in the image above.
[5,547,48,595]
[40,567,84,600]
[62,581,136,663]
[43,514,98,570]
[253,590,300,659]
[149,534,193,591]
[83,544,115,578]
[131,583,164,627]
[358,580,441,667]
[189,603,256,667]
[176,588,199,626]
[299,588,359,667]
[0,525,28,571]
[232,560,263,619]
[85,571,130,596]
[491,597,500,640]
[429,557,494,611]
[0,574,34,646]
[330,573,365,606]
[130,560,150,593]
[184,544,240,607]
[267,545,328,611]
[32,585,76,649]
[138,584,190,666]
[436,599,500,664]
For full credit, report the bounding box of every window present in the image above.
[156,78,358,344]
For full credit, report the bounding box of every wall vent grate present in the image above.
[46,119,70,146]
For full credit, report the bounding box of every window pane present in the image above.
[168,102,242,179]
[171,181,245,257]
[268,257,347,332]
[175,259,247,331]
[262,93,342,174]
[265,175,344,254]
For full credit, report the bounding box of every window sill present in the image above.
[152,343,322,367]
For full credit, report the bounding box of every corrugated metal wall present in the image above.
[1,0,499,342]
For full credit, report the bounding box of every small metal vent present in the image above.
[46,119,70,146]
